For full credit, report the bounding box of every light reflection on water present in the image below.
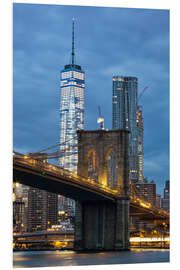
[13,249,170,268]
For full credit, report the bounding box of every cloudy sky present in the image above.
[13,3,169,195]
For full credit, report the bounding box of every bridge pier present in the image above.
[75,130,130,251]
[74,199,129,251]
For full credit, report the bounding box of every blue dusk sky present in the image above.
[13,3,169,196]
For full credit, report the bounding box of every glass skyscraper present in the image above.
[137,105,144,182]
[112,76,138,181]
[59,20,85,215]
[59,19,85,172]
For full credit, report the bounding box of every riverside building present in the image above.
[133,179,156,206]
[27,188,58,232]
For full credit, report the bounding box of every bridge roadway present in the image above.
[13,231,74,241]
[13,152,169,221]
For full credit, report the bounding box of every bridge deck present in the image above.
[13,153,169,220]
[13,154,121,202]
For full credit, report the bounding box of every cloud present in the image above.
[143,151,169,179]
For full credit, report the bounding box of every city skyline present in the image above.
[13,3,169,195]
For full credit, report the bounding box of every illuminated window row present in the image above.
[61,71,72,79]
[61,81,85,87]
[113,77,124,82]
[74,71,84,80]
[61,71,84,80]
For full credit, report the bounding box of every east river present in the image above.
[13,248,169,268]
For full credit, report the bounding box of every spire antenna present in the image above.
[72,17,75,66]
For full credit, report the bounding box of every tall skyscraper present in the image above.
[59,19,85,214]
[112,76,138,181]
[137,105,144,182]
[164,180,170,199]
[162,180,170,212]
[59,19,85,172]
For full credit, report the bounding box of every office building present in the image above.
[164,180,170,199]
[131,179,157,232]
[133,179,156,206]
[59,19,85,214]
[13,199,25,233]
[162,180,170,212]
[13,161,58,232]
[112,76,138,181]
[59,19,85,172]
[137,105,144,182]
[156,194,162,208]
[46,192,58,229]
[13,183,29,232]
[27,188,47,232]
[27,187,58,232]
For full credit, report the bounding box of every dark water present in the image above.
[13,249,169,268]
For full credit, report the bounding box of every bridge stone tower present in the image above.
[74,129,130,250]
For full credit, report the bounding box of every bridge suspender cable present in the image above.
[26,135,100,160]
[28,136,78,156]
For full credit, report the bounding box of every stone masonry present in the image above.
[74,129,130,250]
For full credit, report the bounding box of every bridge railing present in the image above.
[130,185,169,217]
[13,152,123,197]
[13,152,170,217]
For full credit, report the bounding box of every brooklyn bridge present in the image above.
[13,129,169,251]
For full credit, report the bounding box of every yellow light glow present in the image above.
[13,193,16,202]
[140,202,151,208]
[58,211,65,215]
[130,237,170,242]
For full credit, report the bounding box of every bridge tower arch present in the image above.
[77,130,129,195]
[87,148,99,182]
[75,129,130,251]
[106,147,118,189]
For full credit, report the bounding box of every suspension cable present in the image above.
[28,136,78,156]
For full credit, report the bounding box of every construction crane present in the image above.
[97,106,104,130]
[138,86,149,103]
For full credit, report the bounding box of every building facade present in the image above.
[13,163,58,233]
[46,192,58,229]
[162,180,170,212]
[59,64,85,172]
[133,179,156,206]
[27,188,47,232]
[156,194,162,208]
[13,183,29,232]
[112,76,138,181]
[13,200,25,233]
[137,105,144,182]
[27,187,58,232]
[164,180,170,199]
[59,19,85,173]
